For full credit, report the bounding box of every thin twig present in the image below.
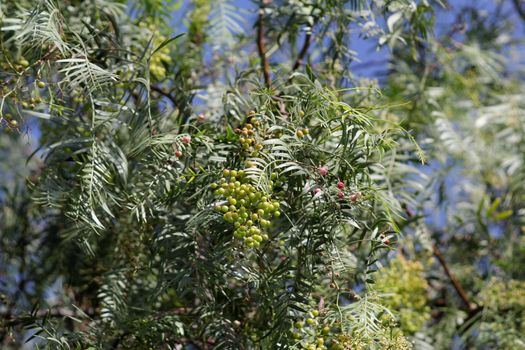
[292,32,312,71]
[150,84,176,106]
[256,6,271,87]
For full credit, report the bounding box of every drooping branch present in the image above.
[292,31,312,71]
[256,6,271,87]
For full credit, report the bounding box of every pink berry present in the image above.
[175,150,183,158]
[350,192,361,202]
[314,188,322,194]
[198,113,205,121]
[337,181,344,189]
[182,135,191,144]
[337,191,344,199]
[318,167,328,176]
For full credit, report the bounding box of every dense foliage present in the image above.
[0,0,524,349]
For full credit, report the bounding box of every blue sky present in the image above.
[24,0,525,145]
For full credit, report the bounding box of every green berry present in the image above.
[224,212,233,222]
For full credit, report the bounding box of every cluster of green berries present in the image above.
[0,79,46,130]
[212,169,281,248]
[7,57,30,72]
[234,121,264,157]
[71,89,85,103]
[1,113,19,131]
[291,310,343,350]
[295,127,309,138]
[294,109,309,138]
[0,56,48,131]
[19,95,42,110]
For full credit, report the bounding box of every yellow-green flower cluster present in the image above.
[480,278,525,311]
[139,22,172,79]
[334,330,412,350]
[375,255,430,334]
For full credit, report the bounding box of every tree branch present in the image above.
[257,6,271,88]
[512,0,525,23]
[292,32,312,71]
[403,205,478,313]
[432,244,478,312]
[150,84,177,106]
